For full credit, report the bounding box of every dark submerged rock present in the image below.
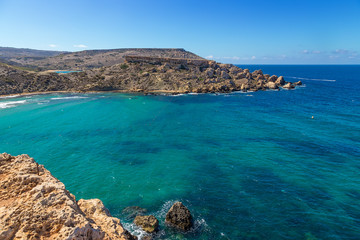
[122,206,148,221]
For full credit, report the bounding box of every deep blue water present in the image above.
[0,65,359,239]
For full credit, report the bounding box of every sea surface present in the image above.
[1,65,360,239]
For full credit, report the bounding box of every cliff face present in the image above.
[0,153,136,240]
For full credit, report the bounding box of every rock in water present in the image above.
[275,76,285,85]
[266,81,278,89]
[165,202,193,231]
[0,153,136,240]
[134,215,159,233]
[283,82,294,89]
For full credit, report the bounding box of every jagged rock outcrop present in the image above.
[0,153,136,240]
[165,202,193,231]
[133,215,159,233]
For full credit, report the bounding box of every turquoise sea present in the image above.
[1,65,360,239]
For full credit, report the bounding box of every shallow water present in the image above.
[1,65,360,239]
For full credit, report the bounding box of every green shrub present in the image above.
[120,63,129,70]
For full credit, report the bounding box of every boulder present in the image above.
[294,80,302,85]
[219,63,232,70]
[275,76,285,85]
[221,71,231,79]
[268,75,277,82]
[234,78,248,88]
[282,82,294,89]
[265,81,278,89]
[246,72,252,79]
[134,215,159,233]
[165,202,193,231]
[229,66,241,75]
[241,83,249,91]
[254,74,265,81]
[253,69,263,75]
[236,72,246,79]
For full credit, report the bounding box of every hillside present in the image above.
[0,47,203,71]
[0,47,66,66]
[23,48,204,70]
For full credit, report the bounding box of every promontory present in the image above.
[0,47,301,96]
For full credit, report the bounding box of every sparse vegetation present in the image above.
[120,63,129,70]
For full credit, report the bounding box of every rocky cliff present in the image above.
[0,56,300,96]
[0,153,136,240]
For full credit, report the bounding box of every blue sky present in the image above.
[0,0,359,64]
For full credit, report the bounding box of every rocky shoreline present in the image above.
[0,153,196,240]
[0,153,137,240]
[0,55,301,96]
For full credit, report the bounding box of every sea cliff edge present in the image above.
[0,153,137,240]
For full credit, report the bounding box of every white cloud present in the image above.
[334,49,349,54]
[302,50,321,54]
[206,55,214,59]
[222,56,240,60]
[251,56,256,60]
[49,44,57,48]
[73,44,88,48]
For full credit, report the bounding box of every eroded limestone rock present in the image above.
[0,153,136,240]
[133,215,159,233]
[165,202,193,231]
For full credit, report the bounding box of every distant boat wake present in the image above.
[286,76,336,82]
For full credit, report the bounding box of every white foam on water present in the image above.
[170,93,186,97]
[0,94,21,99]
[0,100,27,109]
[51,96,88,100]
[155,200,178,219]
[123,222,148,240]
[286,76,336,82]
[37,100,50,105]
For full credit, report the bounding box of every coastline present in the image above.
[0,86,289,99]
[0,90,182,99]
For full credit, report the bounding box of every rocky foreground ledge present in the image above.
[0,153,137,240]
